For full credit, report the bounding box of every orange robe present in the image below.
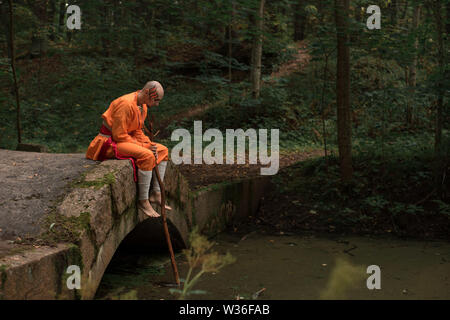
[86,91,168,171]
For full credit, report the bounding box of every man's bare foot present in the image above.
[149,191,172,211]
[138,200,160,217]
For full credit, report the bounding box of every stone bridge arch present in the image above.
[57,160,190,299]
[0,158,268,299]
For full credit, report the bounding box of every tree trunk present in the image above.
[7,0,22,144]
[390,0,398,25]
[31,0,49,53]
[354,1,362,23]
[57,0,66,41]
[228,2,235,105]
[1,1,12,59]
[101,3,111,56]
[447,1,450,34]
[431,0,445,199]
[335,0,353,182]
[48,0,57,41]
[406,4,421,125]
[250,0,265,99]
[293,0,306,41]
[401,0,409,20]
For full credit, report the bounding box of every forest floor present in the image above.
[156,40,311,135]
[255,170,450,241]
[161,41,449,241]
[177,149,323,190]
[174,40,317,189]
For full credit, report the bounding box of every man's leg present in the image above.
[149,143,172,211]
[138,169,160,217]
[116,142,160,217]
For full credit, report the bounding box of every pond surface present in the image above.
[95,231,450,300]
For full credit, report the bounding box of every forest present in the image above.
[0,0,448,240]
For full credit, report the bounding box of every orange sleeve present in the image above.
[111,101,139,144]
[132,129,152,148]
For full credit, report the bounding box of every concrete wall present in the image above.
[0,160,269,300]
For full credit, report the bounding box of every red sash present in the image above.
[97,124,137,182]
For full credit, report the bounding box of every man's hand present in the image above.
[150,142,158,161]
[148,86,158,102]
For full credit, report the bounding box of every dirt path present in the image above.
[156,40,310,135]
[161,41,315,188]
[270,40,310,80]
[177,149,323,190]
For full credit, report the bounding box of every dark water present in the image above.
[95,231,450,300]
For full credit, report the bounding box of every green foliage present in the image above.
[170,227,236,299]
[272,132,449,236]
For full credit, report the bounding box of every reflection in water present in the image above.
[95,231,450,300]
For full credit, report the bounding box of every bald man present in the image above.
[86,81,171,217]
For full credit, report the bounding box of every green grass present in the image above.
[269,132,449,238]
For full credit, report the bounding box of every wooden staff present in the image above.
[147,114,180,287]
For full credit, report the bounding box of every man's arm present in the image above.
[132,128,152,148]
[111,101,140,145]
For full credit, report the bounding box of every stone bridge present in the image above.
[0,150,269,299]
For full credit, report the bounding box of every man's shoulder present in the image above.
[113,91,136,104]
[110,91,138,110]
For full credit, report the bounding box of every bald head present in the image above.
[143,81,164,100]
[138,80,164,107]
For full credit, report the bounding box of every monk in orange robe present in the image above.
[86,81,171,217]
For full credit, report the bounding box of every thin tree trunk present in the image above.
[58,0,65,35]
[250,0,265,99]
[335,0,353,182]
[447,1,450,34]
[431,0,445,199]
[407,4,421,125]
[321,53,331,172]
[390,0,398,25]
[401,0,409,20]
[293,0,306,41]
[354,1,362,23]
[48,0,56,41]
[101,3,111,56]
[228,1,235,105]
[7,0,22,144]
[1,1,12,59]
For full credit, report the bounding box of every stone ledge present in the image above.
[0,159,270,300]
